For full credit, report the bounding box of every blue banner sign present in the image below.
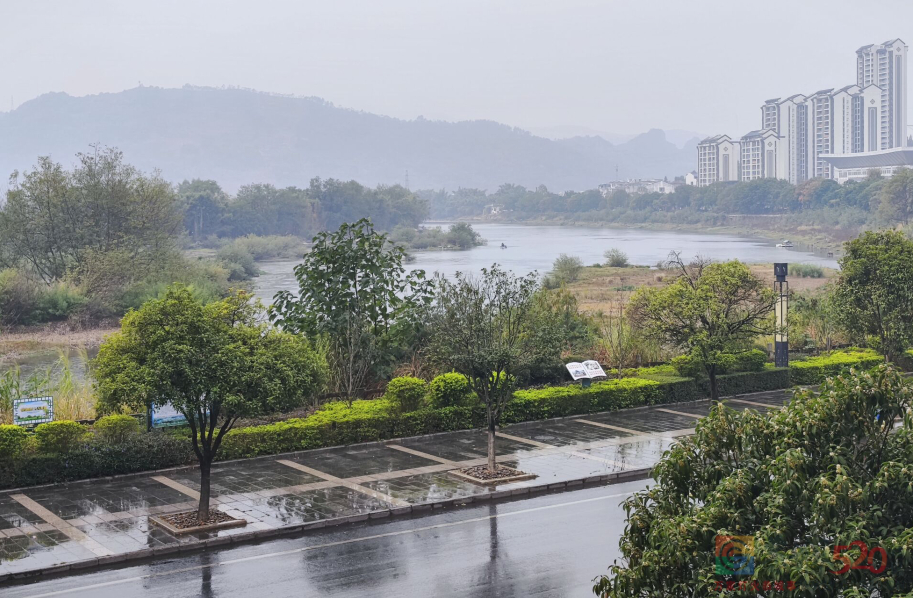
[151,403,188,428]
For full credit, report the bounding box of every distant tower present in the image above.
[404,170,410,190]
[857,39,908,149]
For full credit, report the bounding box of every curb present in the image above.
[0,466,653,584]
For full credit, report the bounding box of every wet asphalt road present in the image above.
[1,481,648,598]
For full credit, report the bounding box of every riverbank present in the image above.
[0,323,117,362]
[455,215,855,257]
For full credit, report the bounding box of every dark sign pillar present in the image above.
[774,263,789,368]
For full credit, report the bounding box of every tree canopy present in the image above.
[595,365,913,596]
[95,286,327,521]
[835,230,913,362]
[271,219,431,398]
[629,255,775,400]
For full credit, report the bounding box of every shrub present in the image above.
[730,349,768,372]
[604,248,629,268]
[384,377,427,414]
[789,348,884,385]
[0,432,192,490]
[34,421,89,454]
[0,425,28,458]
[427,373,474,408]
[216,245,259,281]
[550,254,584,284]
[507,377,663,422]
[789,263,824,278]
[94,414,140,444]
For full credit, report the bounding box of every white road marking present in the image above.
[21,490,637,598]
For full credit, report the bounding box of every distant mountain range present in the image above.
[0,86,699,193]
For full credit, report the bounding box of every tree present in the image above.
[599,293,637,378]
[594,365,913,597]
[0,147,181,282]
[177,179,229,239]
[877,167,913,225]
[604,248,629,268]
[94,286,326,522]
[548,254,584,285]
[793,288,842,352]
[834,230,913,362]
[629,254,775,401]
[271,219,431,400]
[430,265,538,471]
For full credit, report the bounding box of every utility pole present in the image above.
[404,170,410,191]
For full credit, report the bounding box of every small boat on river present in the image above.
[776,240,794,248]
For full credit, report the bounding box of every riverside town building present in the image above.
[698,39,913,186]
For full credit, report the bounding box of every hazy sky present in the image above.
[4,0,913,138]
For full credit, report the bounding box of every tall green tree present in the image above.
[629,254,775,401]
[271,219,431,399]
[594,365,913,597]
[94,286,326,522]
[0,147,180,282]
[834,230,913,362]
[430,265,538,471]
[877,167,913,225]
[177,179,229,239]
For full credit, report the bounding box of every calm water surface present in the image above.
[254,222,839,303]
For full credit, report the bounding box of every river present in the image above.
[3,223,837,382]
[254,222,839,303]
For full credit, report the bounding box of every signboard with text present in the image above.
[13,397,54,426]
[565,360,608,380]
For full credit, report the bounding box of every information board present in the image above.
[565,360,608,380]
[13,397,54,426]
[151,403,188,428]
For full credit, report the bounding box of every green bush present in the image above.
[33,283,87,321]
[34,421,89,454]
[789,348,884,385]
[216,245,259,281]
[507,377,664,422]
[0,425,28,458]
[427,373,474,408]
[712,368,790,396]
[0,432,192,490]
[789,263,824,278]
[672,350,767,378]
[94,414,140,444]
[384,377,427,414]
[731,349,768,372]
[605,248,629,268]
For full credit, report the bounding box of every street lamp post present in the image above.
[774,263,789,368]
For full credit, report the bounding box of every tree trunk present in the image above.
[709,370,720,403]
[198,459,212,522]
[487,409,497,472]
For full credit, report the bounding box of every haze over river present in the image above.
[254,222,839,303]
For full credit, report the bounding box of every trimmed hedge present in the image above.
[789,349,884,385]
[0,433,192,489]
[0,366,797,488]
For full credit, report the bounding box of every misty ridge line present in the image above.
[0,85,697,194]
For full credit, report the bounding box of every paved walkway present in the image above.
[0,390,790,579]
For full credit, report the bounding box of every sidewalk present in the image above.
[0,390,790,580]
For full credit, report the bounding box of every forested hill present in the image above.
[0,86,697,192]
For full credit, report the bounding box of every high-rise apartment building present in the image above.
[697,39,907,187]
[697,135,740,186]
[857,39,908,149]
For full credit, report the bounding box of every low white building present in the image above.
[598,179,677,196]
[822,147,913,183]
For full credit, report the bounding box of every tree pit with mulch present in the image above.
[150,509,247,535]
[449,464,537,486]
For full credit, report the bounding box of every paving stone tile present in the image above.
[286,444,440,478]
[398,430,537,462]
[584,408,698,433]
[502,419,628,446]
